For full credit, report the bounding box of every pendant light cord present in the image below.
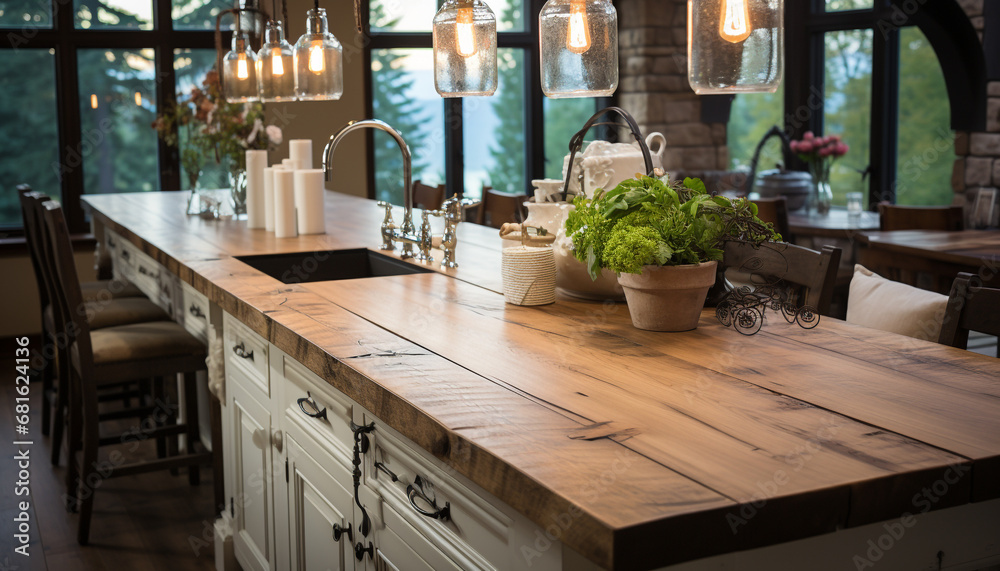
[314,0,319,13]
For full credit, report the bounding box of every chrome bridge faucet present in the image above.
[324,119,480,268]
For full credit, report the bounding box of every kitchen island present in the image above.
[82,190,1000,571]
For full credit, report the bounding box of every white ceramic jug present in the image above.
[562,132,667,197]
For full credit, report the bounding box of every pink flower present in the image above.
[798,141,815,154]
[819,147,833,157]
[836,143,849,156]
[803,131,814,140]
[790,141,800,152]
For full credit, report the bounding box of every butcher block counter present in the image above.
[82,190,1000,571]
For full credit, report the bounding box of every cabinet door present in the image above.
[286,433,355,571]
[230,376,275,571]
[368,501,463,571]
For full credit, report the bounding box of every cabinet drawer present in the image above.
[277,352,354,463]
[365,418,515,571]
[223,312,269,398]
[119,238,160,300]
[179,281,209,343]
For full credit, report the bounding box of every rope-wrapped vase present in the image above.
[499,224,557,306]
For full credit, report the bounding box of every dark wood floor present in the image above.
[1,355,219,570]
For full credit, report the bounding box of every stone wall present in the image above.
[953,0,1000,225]
[616,0,729,172]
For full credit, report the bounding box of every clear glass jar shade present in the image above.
[687,0,783,94]
[539,0,618,99]
[294,9,344,101]
[433,1,498,97]
[258,21,296,102]
[223,34,260,102]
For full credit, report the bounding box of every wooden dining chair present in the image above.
[41,200,212,545]
[412,180,446,211]
[722,241,842,316]
[938,273,1000,356]
[750,196,791,240]
[877,202,965,231]
[475,187,526,229]
[18,188,162,448]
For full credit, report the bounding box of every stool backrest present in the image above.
[878,203,964,231]
[39,200,94,365]
[938,272,1000,356]
[722,241,842,316]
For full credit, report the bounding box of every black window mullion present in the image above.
[54,0,87,232]
[870,23,899,205]
[525,0,545,190]
[444,98,465,197]
[156,0,181,191]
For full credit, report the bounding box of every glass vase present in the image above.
[229,169,248,219]
[812,177,833,216]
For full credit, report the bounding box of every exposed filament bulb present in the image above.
[237,54,249,80]
[308,44,324,74]
[567,0,591,54]
[719,0,752,43]
[456,5,477,57]
[271,51,284,76]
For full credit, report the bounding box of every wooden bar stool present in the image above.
[412,180,446,211]
[475,187,527,229]
[41,200,212,545]
[21,190,176,466]
[939,273,1000,357]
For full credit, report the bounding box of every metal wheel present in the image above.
[716,301,733,327]
[780,302,799,324]
[734,307,763,336]
[796,306,820,329]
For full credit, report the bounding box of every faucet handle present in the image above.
[377,201,395,251]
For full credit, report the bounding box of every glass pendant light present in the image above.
[258,20,296,101]
[432,0,498,97]
[223,31,260,103]
[539,0,618,99]
[293,5,343,101]
[688,0,783,94]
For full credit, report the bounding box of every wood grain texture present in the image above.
[82,191,1000,570]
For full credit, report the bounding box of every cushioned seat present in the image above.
[846,265,948,341]
[80,279,145,301]
[44,297,170,332]
[76,321,206,366]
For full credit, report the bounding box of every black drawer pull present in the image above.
[354,541,373,562]
[333,523,352,542]
[189,304,206,319]
[297,392,327,420]
[374,461,398,482]
[121,250,130,260]
[232,342,254,360]
[107,237,116,248]
[406,475,450,521]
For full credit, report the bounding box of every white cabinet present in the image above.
[285,432,355,571]
[221,319,562,571]
[229,372,277,571]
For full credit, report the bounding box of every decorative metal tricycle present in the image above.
[716,283,820,336]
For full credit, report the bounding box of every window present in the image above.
[759,0,981,207]
[0,0,220,232]
[366,0,604,205]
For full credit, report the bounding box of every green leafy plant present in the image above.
[565,175,781,279]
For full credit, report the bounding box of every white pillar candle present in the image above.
[268,164,286,232]
[263,167,275,231]
[289,139,313,170]
[294,169,326,235]
[274,169,297,238]
[282,158,299,171]
[245,150,267,229]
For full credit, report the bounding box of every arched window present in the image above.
[729,0,988,207]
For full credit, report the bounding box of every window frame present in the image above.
[362,0,611,200]
[784,0,987,206]
[0,0,221,234]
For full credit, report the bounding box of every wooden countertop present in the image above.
[858,229,1000,266]
[83,191,1000,571]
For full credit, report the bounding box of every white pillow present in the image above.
[846,265,948,341]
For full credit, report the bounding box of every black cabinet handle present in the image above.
[296,392,327,420]
[374,461,398,482]
[354,541,373,562]
[333,523,352,542]
[189,304,206,319]
[232,342,254,360]
[406,475,450,521]
[121,250,130,260]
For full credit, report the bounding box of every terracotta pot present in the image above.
[617,261,719,331]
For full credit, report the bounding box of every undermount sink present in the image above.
[235,249,433,284]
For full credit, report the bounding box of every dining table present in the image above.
[857,229,1000,293]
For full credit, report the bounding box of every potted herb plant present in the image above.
[565,174,779,331]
